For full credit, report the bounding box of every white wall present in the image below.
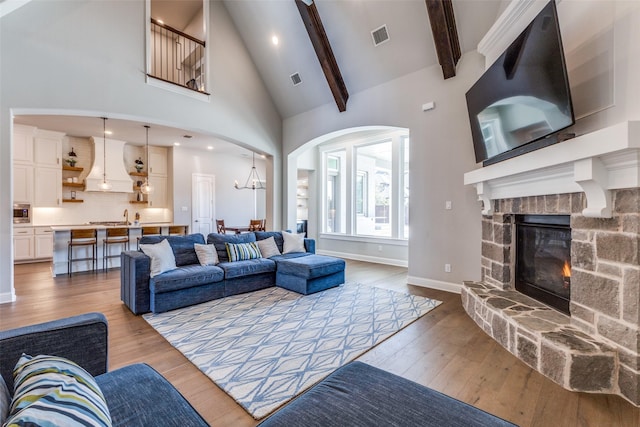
[284,54,486,289]
[0,0,281,302]
[172,147,267,228]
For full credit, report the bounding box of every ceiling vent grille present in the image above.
[290,72,302,86]
[371,25,389,47]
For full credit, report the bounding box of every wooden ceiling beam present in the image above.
[295,0,349,112]
[425,0,461,79]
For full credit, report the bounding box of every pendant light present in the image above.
[140,125,153,195]
[99,117,112,191]
[234,152,266,191]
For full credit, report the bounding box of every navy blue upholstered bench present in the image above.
[259,361,517,427]
[276,254,345,295]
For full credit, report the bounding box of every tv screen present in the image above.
[466,0,574,165]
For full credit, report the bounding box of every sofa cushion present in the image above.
[217,258,276,279]
[139,234,205,267]
[7,354,112,427]
[256,236,281,258]
[277,255,345,279]
[207,233,256,263]
[255,231,285,253]
[282,230,306,254]
[194,243,219,266]
[226,242,262,262]
[150,265,224,294]
[0,375,9,424]
[140,239,177,278]
[96,364,208,427]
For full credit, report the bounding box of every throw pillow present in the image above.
[282,230,306,254]
[256,236,281,258]
[226,242,262,262]
[0,374,10,424]
[140,238,177,277]
[194,243,219,266]
[6,354,112,427]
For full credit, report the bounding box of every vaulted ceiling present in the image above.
[223,0,503,118]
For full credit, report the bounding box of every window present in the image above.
[321,131,409,240]
[325,151,346,234]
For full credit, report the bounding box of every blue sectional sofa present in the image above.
[120,231,344,314]
[0,313,208,426]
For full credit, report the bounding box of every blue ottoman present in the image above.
[276,255,345,295]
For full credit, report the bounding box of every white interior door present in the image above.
[192,174,215,236]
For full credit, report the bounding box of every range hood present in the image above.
[85,137,134,193]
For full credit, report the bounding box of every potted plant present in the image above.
[135,157,144,172]
[65,158,77,167]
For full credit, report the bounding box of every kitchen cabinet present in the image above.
[13,125,36,204]
[148,146,168,176]
[34,167,62,207]
[13,228,34,261]
[148,175,167,208]
[13,125,35,164]
[34,227,54,259]
[13,164,33,203]
[34,132,62,168]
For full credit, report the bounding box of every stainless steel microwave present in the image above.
[13,203,31,224]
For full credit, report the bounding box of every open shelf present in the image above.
[129,201,148,204]
[130,171,148,177]
[62,182,85,188]
[62,166,83,172]
[62,199,83,203]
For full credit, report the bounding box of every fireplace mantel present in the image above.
[464,121,640,218]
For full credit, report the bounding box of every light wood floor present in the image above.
[3,261,639,426]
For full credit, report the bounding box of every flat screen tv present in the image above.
[466,0,574,166]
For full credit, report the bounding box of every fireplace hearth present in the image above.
[515,215,571,315]
[462,191,640,406]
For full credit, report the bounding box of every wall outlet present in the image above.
[445,263,451,273]
[181,206,188,212]
[378,245,383,251]
[445,201,452,210]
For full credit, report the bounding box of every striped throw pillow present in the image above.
[6,354,112,427]
[226,242,262,262]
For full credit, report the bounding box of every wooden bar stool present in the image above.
[137,226,162,249]
[68,229,97,275]
[168,225,187,235]
[103,227,130,270]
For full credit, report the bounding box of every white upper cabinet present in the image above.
[148,146,167,176]
[34,131,63,168]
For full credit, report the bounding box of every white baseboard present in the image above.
[316,250,408,268]
[407,276,462,294]
[0,291,16,304]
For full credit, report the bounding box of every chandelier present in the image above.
[140,125,153,195]
[234,152,266,190]
[98,117,112,191]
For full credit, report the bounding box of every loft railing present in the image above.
[149,18,208,94]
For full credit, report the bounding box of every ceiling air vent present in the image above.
[371,25,389,47]
[290,72,302,86]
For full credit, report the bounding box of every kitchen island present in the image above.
[50,223,189,276]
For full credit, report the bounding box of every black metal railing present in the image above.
[149,18,207,93]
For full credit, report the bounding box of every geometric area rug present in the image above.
[143,283,441,419]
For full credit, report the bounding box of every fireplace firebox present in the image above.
[515,215,571,314]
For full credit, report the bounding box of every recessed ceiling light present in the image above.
[207,146,213,150]
[174,142,180,146]
[104,130,113,135]
[271,35,279,46]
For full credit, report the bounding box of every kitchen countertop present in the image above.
[49,223,184,231]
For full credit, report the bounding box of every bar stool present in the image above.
[68,228,97,275]
[137,226,162,249]
[103,227,130,270]
[168,225,187,235]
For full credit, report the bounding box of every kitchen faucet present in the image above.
[124,209,129,225]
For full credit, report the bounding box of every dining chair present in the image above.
[249,219,263,232]
[216,219,226,234]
